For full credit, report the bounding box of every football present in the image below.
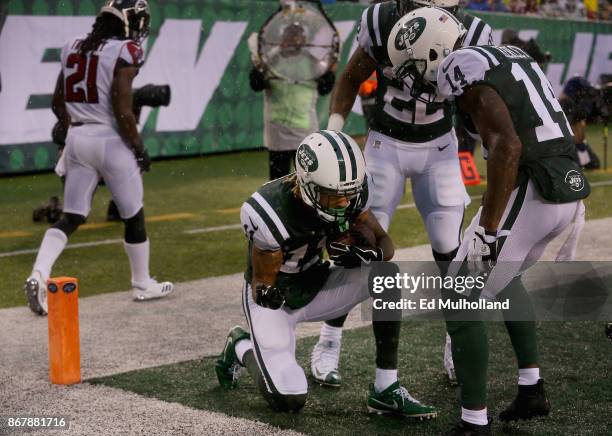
[327,222,377,250]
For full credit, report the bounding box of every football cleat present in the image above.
[367,381,437,419]
[605,322,612,342]
[310,339,342,387]
[444,333,458,386]
[445,419,491,436]
[24,271,47,316]
[132,278,174,301]
[215,325,250,389]
[499,379,551,422]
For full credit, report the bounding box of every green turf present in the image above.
[90,321,612,435]
[1,124,611,309]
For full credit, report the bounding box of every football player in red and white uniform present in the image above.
[25,0,173,315]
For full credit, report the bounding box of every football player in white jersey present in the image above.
[311,0,493,388]
[24,0,173,315]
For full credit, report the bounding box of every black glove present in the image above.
[255,284,285,309]
[249,67,268,92]
[317,71,335,96]
[328,242,383,268]
[134,148,151,173]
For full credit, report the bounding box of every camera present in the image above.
[132,84,172,122]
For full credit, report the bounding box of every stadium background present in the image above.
[0,0,610,174]
[1,2,611,435]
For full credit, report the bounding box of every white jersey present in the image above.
[60,36,144,129]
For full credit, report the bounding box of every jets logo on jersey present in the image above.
[395,17,426,51]
[297,144,318,172]
[565,170,585,192]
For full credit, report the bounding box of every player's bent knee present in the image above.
[123,208,147,244]
[52,212,86,237]
[425,211,462,254]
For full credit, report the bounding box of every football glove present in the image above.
[328,242,383,269]
[467,226,511,274]
[254,284,285,310]
[134,148,151,173]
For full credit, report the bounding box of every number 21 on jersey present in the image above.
[65,52,99,104]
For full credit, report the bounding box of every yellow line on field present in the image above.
[216,207,241,214]
[81,222,113,230]
[0,231,32,238]
[146,212,194,222]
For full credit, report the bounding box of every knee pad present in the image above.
[52,212,85,237]
[425,210,463,254]
[124,208,147,244]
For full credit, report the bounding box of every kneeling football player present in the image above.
[215,130,437,417]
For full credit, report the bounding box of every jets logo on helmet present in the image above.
[295,130,367,228]
[100,0,151,43]
[395,17,426,51]
[297,144,319,172]
[388,7,465,103]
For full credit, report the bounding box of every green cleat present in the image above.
[215,325,250,389]
[367,381,438,419]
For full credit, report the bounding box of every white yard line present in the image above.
[2,179,611,258]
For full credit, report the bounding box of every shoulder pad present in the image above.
[437,48,496,99]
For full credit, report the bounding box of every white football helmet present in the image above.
[295,130,367,228]
[396,0,459,16]
[387,7,465,99]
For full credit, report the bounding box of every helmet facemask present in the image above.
[299,177,366,231]
[101,0,150,44]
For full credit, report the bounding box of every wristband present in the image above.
[326,113,345,131]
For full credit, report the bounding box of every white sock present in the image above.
[462,407,488,426]
[235,339,253,366]
[518,367,540,386]
[124,240,150,287]
[374,368,397,392]
[319,323,342,343]
[32,228,68,281]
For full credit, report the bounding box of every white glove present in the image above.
[467,226,511,274]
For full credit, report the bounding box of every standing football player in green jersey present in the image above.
[387,7,590,435]
[311,0,494,389]
[215,130,437,418]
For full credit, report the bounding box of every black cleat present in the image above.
[445,419,491,436]
[606,322,612,342]
[499,379,550,422]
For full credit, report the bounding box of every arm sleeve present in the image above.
[436,49,491,100]
[119,41,145,67]
[240,201,281,251]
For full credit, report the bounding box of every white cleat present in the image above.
[444,332,458,386]
[310,339,342,387]
[132,279,174,301]
[24,270,47,316]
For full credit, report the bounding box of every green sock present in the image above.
[499,277,539,367]
[446,320,489,408]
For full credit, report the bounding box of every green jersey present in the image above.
[437,45,590,202]
[356,1,492,142]
[240,176,368,309]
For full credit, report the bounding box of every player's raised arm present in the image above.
[111,63,141,153]
[457,85,522,231]
[328,47,378,130]
[51,72,70,129]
